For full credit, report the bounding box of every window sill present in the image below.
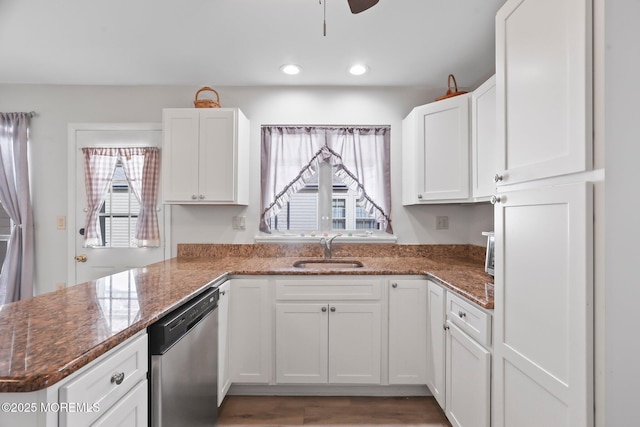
[254,233,397,244]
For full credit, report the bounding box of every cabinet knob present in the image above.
[490,195,504,205]
[458,310,466,318]
[110,372,125,385]
[391,283,398,288]
[220,290,226,296]
[191,195,197,200]
[330,307,336,312]
[493,174,504,183]
[417,194,423,200]
[321,306,327,312]
[443,324,450,331]
[199,195,205,199]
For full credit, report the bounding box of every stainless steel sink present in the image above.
[293,259,364,269]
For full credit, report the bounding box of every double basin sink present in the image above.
[293,259,364,269]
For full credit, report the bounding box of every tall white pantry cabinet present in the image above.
[493,0,595,426]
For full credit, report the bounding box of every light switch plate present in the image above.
[56,215,66,230]
[232,215,246,230]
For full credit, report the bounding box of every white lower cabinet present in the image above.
[229,278,272,384]
[426,281,492,427]
[445,321,491,427]
[90,379,147,427]
[274,277,382,385]
[426,280,446,407]
[388,279,427,384]
[217,281,231,406]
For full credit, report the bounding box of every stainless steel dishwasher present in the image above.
[149,286,219,427]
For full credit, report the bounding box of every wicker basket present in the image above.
[194,87,221,108]
[435,74,467,101]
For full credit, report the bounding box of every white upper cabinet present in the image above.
[402,94,471,204]
[495,0,592,186]
[162,108,249,204]
[471,75,498,199]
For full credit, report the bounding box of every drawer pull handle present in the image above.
[330,307,336,312]
[321,307,327,312]
[391,283,398,288]
[110,372,125,385]
[458,311,466,318]
[443,324,450,331]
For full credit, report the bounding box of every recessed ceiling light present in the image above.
[349,64,369,76]
[280,64,302,75]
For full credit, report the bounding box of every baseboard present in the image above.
[228,384,432,397]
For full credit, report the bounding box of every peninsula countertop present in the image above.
[0,243,493,393]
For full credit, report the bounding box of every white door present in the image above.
[495,0,592,185]
[275,303,329,384]
[493,182,593,427]
[217,281,231,406]
[445,321,491,427]
[69,124,165,285]
[426,280,447,408]
[388,279,427,384]
[328,303,381,384]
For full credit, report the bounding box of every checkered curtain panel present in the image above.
[120,147,161,247]
[82,148,119,247]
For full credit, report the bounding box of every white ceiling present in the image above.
[0,0,505,89]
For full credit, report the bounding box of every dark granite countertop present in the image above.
[0,244,493,393]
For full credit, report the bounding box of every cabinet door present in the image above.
[426,281,446,408]
[230,278,272,383]
[275,303,329,384]
[445,322,491,427]
[91,380,148,427]
[328,303,381,384]
[493,182,593,427]
[414,94,470,201]
[471,75,498,199]
[217,282,231,406]
[388,279,427,384]
[162,109,200,202]
[199,109,236,202]
[495,0,592,185]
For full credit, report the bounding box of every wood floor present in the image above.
[218,396,452,426]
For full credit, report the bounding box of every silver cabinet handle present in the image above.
[443,324,450,331]
[199,195,205,199]
[494,174,504,183]
[417,194,423,199]
[321,306,327,312]
[191,195,197,200]
[458,311,466,318]
[220,290,226,296]
[330,307,336,312]
[490,195,504,205]
[110,372,125,385]
[391,283,398,288]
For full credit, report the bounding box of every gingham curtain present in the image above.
[120,147,161,247]
[82,147,161,248]
[82,148,119,247]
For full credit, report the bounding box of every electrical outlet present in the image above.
[436,216,449,230]
[55,282,66,291]
[232,215,246,230]
[56,215,66,230]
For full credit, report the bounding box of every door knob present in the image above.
[75,254,88,263]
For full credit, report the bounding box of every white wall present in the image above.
[0,84,493,295]
[604,0,640,425]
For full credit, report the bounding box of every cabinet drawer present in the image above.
[59,333,148,426]
[446,292,491,347]
[275,278,381,301]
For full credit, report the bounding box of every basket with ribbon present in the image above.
[194,87,221,108]
[435,74,467,101]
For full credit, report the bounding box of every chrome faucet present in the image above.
[319,233,342,259]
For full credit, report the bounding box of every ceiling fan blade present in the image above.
[348,0,379,14]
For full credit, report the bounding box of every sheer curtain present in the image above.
[260,125,392,233]
[0,112,35,304]
[82,147,161,248]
